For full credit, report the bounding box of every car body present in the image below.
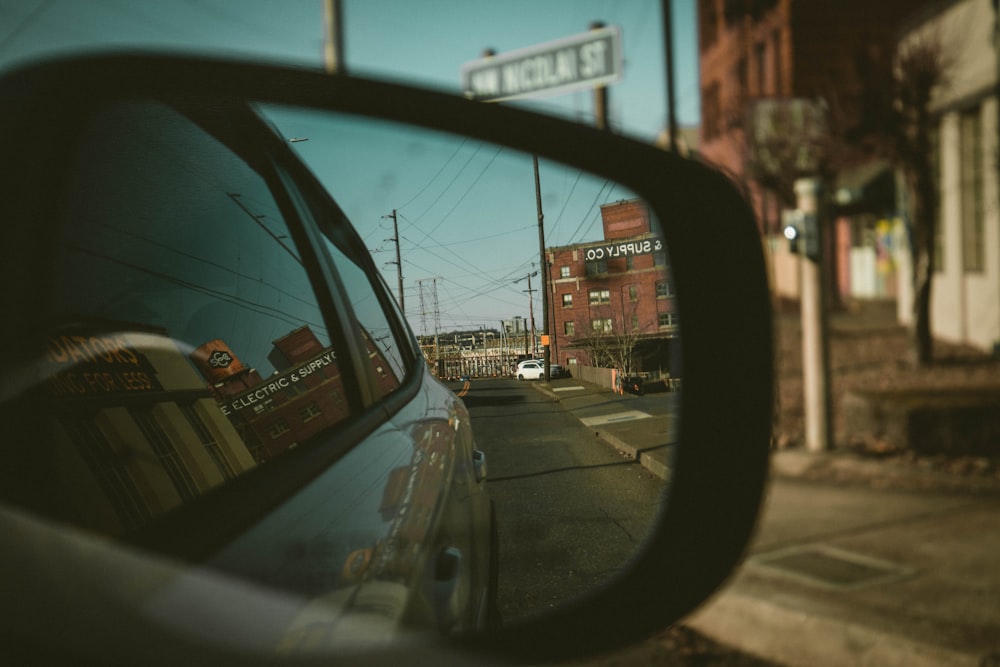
[514,359,562,380]
[516,360,542,380]
[516,361,543,380]
[0,61,497,657]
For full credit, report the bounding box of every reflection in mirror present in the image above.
[2,92,681,653]
[263,105,682,623]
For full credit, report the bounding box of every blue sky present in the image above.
[0,0,699,137]
[0,1,700,334]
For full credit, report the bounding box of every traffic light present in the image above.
[800,211,820,260]
[783,217,800,254]
[782,210,820,261]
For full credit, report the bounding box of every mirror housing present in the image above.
[0,55,773,664]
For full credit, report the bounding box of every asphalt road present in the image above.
[452,377,667,623]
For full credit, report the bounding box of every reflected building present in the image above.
[31,322,388,538]
[193,327,349,463]
[38,325,257,536]
[548,199,679,379]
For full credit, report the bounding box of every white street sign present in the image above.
[461,26,622,102]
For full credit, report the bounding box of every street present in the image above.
[452,377,668,622]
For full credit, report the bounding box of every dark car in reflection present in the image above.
[0,88,496,645]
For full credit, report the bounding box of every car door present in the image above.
[0,91,491,649]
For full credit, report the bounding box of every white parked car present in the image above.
[515,360,563,380]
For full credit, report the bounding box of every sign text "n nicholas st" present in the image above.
[461,26,622,102]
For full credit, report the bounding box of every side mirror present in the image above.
[0,55,773,665]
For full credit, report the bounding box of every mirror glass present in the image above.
[4,94,681,650]
[262,104,683,622]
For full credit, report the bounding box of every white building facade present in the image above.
[897,0,1000,353]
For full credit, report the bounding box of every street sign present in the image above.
[461,26,622,102]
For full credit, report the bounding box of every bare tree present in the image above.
[581,300,658,377]
[744,98,831,209]
[845,35,951,366]
[745,31,949,367]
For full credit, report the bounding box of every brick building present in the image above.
[194,325,400,463]
[698,0,917,303]
[547,199,679,378]
[699,0,917,228]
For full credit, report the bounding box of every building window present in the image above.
[592,318,613,333]
[772,29,783,95]
[585,260,607,275]
[700,0,719,49]
[631,313,640,330]
[62,418,150,530]
[588,288,611,305]
[269,420,291,439]
[130,408,197,502]
[654,251,667,267]
[562,293,573,308]
[659,313,678,328]
[755,41,767,95]
[960,108,984,272]
[703,82,721,140]
[564,321,575,336]
[300,402,321,422]
[656,280,674,298]
[626,255,634,270]
[560,265,571,278]
[180,403,234,482]
[629,285,638,301]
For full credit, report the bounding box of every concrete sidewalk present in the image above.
[532,377,1000,667]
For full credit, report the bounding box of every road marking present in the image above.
[553,386,586,392]
[579,410,651,427]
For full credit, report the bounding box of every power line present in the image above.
[409,142,485,225]
[396,137,470,211]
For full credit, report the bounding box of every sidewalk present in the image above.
[532,378,1000,667]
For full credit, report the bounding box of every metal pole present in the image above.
[796,178,832,452]
[535,156,550,382]
[590,21,609,130]
[389,209,404,314]
[525,273,536,358]
[322,0,345,75]
[662,0,678,151]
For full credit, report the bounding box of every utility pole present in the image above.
[519,272,538,359]
[382,209,404,314]
[322,0,345,75]
[796,178,832,452]
[661,0,678,151]
[534,156,550,382]
[590,21,610,131]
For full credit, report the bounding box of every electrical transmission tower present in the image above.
[416,277,440,340]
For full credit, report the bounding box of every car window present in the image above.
[325,245,409,395]
[277,166,410,398]
[18,98,357,537]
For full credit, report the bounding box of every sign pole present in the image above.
[796,178,832,452]
[535,156,550,381]
[590,22,609,130]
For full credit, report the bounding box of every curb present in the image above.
[771,449,1000,493]
[686,588,982,667]
[595,429,673,480]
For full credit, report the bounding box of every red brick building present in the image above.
[546,199,679,377]
[698,0,916,234]
[193,327,352,462]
